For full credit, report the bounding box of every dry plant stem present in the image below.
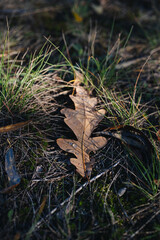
[104,170,121,225]
[115,186,133,225]
[130,209,160,239]
[115,56,146,70]
[0,6,61,17]
[35,161,120,230]
[104,169,121,202]
[133,54,151,102]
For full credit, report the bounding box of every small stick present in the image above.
[35,161,120,230]
[130,209,160,239]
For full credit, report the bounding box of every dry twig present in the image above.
[35,161,120,230]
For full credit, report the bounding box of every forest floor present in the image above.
[0,1,160,239]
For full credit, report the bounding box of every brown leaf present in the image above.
[95,125,154,167]
[72,70,84,86]
[57,86,107,178]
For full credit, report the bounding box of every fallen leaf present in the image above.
[1,148,21,193]
[95,125,153,166]
[91,4,104,15]
[57,86,107,178]
[72,70,84,86]
[96,125,153,150]
[13,232,21,240]
[154,179,160,187]
[72,11,83,22]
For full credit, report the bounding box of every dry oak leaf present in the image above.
[57,86,108,178]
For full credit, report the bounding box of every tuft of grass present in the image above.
[0,39,69,116]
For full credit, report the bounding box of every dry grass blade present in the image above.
[0,120,31,133]
[130,209,160,239]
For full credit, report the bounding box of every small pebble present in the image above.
[117,187,127,197]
